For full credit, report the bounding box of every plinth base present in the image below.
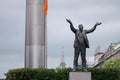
[69,72,91,80]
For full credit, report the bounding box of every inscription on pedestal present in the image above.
[69,72,91,80]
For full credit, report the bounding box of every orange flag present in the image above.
[44,0,48,15]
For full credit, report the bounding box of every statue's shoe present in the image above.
[82,69,87,72]
[72,68,77,72]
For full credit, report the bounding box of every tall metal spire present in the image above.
[59,47,66,68]
[25,0,47,68]
[95,45,100,53]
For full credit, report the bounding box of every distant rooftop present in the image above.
[114,43,120,50]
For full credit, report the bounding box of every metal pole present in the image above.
[25,0,47,68]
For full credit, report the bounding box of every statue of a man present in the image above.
[66,19,102,71]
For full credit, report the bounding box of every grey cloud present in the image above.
[49,0,120,10]
[0,0,25,78]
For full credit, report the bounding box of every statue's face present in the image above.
[78,24,83,31]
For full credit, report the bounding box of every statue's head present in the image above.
[78,24,83,31]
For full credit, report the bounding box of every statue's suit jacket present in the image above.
[70,24,97,48]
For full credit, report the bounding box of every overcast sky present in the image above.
[0,0,120,78]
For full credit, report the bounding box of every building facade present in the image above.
[93,41,120,68]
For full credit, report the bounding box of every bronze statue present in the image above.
[66,19,102,71]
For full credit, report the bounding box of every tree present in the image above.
[103,58,120,69]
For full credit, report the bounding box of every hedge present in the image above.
[5,68,120,80]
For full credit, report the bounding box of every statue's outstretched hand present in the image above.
[95,22,102,26]
[66,19,72,24]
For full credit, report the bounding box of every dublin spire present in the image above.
[25,0,47,68]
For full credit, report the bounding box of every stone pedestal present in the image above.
[69,72,91,80]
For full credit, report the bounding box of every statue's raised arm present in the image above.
[85,22,102,34]
[66,19,76,33]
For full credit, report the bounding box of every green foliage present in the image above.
[55,68,72,80]
[5,68,120,80]
[5,68,56,80]
[88,68,120,80]
[103,58,120,69]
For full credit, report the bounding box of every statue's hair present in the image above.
[78,24,83,29]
